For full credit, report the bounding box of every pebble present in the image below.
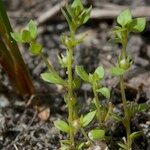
[88,141,109,150]
[0,95,10,108]
[140,122,150,138]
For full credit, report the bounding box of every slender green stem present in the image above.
[92,82,101,125]
[41,53,54,71]
[121,31,128,59]
[42,38,76,148]
[104,102,113,123]
[120,75,127,113]
[67,47,75,148]
[120,31,132,149]
[81,128,92,143]
[120,75,131,149]
[41,2,84,146]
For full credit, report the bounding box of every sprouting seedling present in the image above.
[11,20,64,85]
[11,20,42,55]
[11,0,96,149]
[10,3,148,150]
[111,9,146,150]
[76,65,111,141]
[55,110,97,149]
[111,9,146,76]
[52,0,94,149]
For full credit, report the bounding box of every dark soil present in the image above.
[0,0,150,149]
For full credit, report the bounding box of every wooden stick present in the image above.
[91,6,150,19]
[37,0,67,26]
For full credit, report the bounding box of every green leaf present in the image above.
[22,30,31,42]
[129,102,149,117]
[81,6,92,24]
[137,103,149,112]
[58,53,68,68]
[85,6,92,20]
[117,9,132,27]
[110,113,123,122]
[61,8,72,27]
[129,131,142,140]
[118,142,128,150]
[88,129,105,141]
[75,66,89,82]
[54,120,70,133]
[82,110,96,127]
[97,87,110,99]
[94,66,104,79]
[29,42,42,55]
[60,140,71,145]
[79,115,84,124]
[10,32,23,43]
[66,5,74,19]
[28,20,37,39]
[72,76,81,89]
[76,142,85,150]
[41,72,65,85]
[130,18,146,32]
[111,66,126,76]
[112,27,126,42]
[89,73,100,82]
[71,0,83,11]
[76,32,87,43]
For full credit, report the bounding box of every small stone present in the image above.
[0,95,10,108]
[88,141,109,150]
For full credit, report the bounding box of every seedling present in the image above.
[11,1,148,149]
[56,0,92,148]
[111,9,146,150]
[76,66,111,124]
[75,65,112,147]
[11,0,99,149]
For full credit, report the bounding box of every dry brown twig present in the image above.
[91,6,150,19]
[37,0,67,26]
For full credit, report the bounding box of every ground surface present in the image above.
[0,0,150,149]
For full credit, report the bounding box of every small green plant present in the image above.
[11,0,100,149]
[76,65,111,125]
[54,0,92,148]
[75,65,113,150]
[11,2,148,149]
[111,9,146,150]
